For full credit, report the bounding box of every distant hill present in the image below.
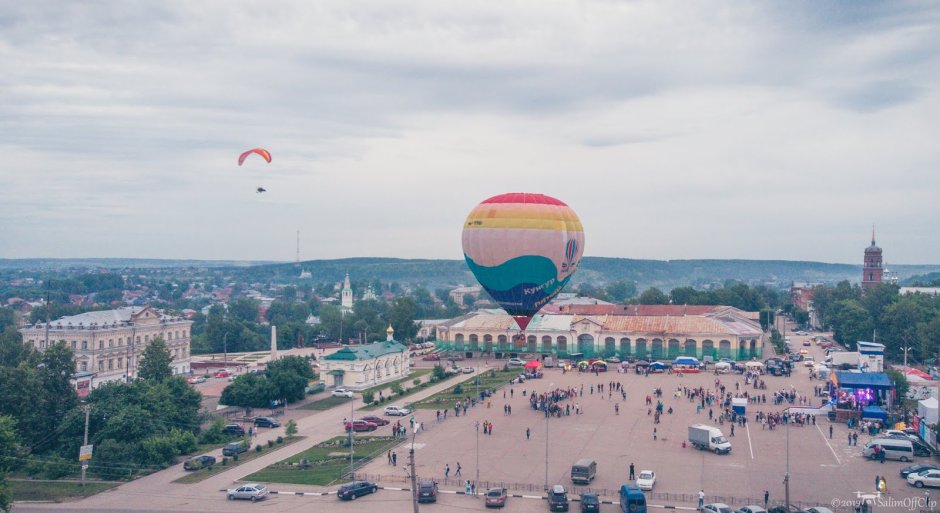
[3,257,939,291]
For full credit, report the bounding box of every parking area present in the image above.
[356,332,934,510]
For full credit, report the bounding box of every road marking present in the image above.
[815,423,842,464]
[746,422,754,459]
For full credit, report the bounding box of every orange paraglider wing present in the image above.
[238,148,272,166]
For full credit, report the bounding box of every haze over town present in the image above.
[2,2,939,263]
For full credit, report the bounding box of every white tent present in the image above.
[919,397,938,425]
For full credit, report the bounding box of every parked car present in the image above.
[384,406,412,416]
[703,504,733,513]
[422,353,441,361]
[331,388,354,398]
[605,356,621,363]
[580,492,600,513]
[223,424,246,436]
[253,417,280,428]
[909,469,940,488]
[462,367,475,374]
[636,470,656,490]
[344,420,378,432]
[485,487,508,508]
[802,341,811,346]
[213,369,232,378]
[187,375,207,384]
[548,485,569,512]
[227,483,268,502]
[361,415,390,426]
[337,480,378,500]
[222,441,248,456]
[901,464,940,478]
[735,506,768,513]
[508,358,526,366]
[417,480,439,503]
[183,455,216,471]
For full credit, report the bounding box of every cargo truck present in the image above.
[688,424,732,454]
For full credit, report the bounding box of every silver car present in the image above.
[227,483,269,502]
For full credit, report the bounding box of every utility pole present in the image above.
[409,427,420,513]
[784,406,790,512]
[222,332,228,366]
[81,404,91,487]
[349,393,356,481]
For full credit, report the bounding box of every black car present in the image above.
[417,480,438,503]
[254,417,281,428]
[183,455,216,471]
[580,492,600,513]
[337,481,378,500]
[549,485,569,512]
[223,424,246,436]
[901,464,940,478]
[222,441,248,456]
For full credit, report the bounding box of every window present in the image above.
[118,337,123,346]
[99,341,104,349]
[82,340,88,350]
[80,362,87,371]
[145,335,150,343]
[109,339,114,348]
[136,336,141,344]
[108,359,113,370]
[118,358,123,369]
[98,360,104,370]
[71,341,77,350]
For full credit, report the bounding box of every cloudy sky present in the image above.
[1,1,938,264]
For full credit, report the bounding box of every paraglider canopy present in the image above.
[238,148,272,166]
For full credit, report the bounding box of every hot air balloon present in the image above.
[461,192,584,333]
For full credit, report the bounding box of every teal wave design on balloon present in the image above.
[464,254,560,292]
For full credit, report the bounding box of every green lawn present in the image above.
[360,368,432,396]
[172,436,304,484]
[10,480,120,502]
[245,435,400,486]
[410,369,519,410]
[300,395,355,410]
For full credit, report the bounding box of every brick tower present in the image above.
[862,226,883,291]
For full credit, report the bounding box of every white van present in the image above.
[863,438,915,462]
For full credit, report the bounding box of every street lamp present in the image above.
[545,382,553,491]
[349,391,356,481]
[784,407,790,511]
[475,421,480,496]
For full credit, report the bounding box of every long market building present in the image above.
[434,304,765,361]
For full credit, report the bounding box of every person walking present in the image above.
[764,490,769,507]
[392,452,397,466]
[829,425,833,439]
[698,490,705,510]
[526,427,531,440]
[629,463,635,480]
[387,450,392,465]
[731,424,735,436]
[615,403,620,415]
[465,480,472,495]
[445,463,450,478]
[653,427,657,441]
[456,462,462,476]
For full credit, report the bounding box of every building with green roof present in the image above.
[320,325,410,389]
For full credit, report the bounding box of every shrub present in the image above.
[432,365,446,381]
[222,457,229,466]
[391,383,404,395]
[453,384,464,395]
[198,417,228,445]
[276,436,284,444]
[255,444,263,453]
[373,400,379,406]
[267,440,275,448]
[285,419,298,438]
[362,391,375,404]
[413,378,421,387]
[233,453,239,462]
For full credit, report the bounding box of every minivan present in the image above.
[571,459,597,485]
[619,484,647,513]
[864,438,915,462]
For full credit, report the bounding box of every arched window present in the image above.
[577,334,594,355]
[556,336,568,353]
[684,340,697,357]
[620,338,631,356]
[542,336,552,353]
[604,337,616,357]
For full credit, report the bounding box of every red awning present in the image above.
[525,360,542,370]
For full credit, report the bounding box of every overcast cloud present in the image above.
[1,1,938,264]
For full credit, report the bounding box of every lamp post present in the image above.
[349,391,356,481]
[545,382,553,491]
[784,407,790,512]
[475,420,480,496]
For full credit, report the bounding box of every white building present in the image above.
[319,326,409,390]
[19,306,192,390]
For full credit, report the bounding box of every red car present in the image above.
[213,369,232,378]
[344,420,378,432]
[361,415,389,426]
[422,354,440,361]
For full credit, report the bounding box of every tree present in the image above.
[605,280,637,303]
[881,299,928,362]
[919,314,940,363]
[266,356,315,402]
[138,337,173,382]
[886,369,910,403]
[220,373,274,414]
[638,287,669,305]
[389,296,419,341]
[0,415,18,513]
[228,298,260,323]
[285,419,298,438]
[828,300,871,350]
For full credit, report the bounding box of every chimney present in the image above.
[270,325,278,361]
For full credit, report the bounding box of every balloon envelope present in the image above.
[238,148,272,166]
[461,192,584,330]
